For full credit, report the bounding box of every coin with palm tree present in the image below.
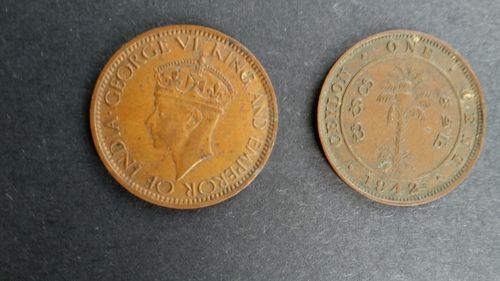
[317,30,486,206]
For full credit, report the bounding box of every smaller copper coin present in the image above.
[90,25,278,209]
[317,30,486,206]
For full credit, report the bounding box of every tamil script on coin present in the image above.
[318,30,485,206]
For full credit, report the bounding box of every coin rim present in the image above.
[90,24,278,209]
[317,29,487,206]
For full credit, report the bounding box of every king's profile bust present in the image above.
[146,56,234,180]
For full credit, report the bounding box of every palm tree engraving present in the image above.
[376,65,434,173]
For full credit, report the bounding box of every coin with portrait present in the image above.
[91,25,278,208]
[317,30,486,206]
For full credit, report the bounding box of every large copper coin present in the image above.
[318,30,486,206]
[90,25,278,209]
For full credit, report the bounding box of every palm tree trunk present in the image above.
[393,96,402,169]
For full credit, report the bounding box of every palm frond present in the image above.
[376,92,394,103]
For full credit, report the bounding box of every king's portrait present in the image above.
[145,57,234,180]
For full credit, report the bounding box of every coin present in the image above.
[317,30,486,206]
[90,25,278,209]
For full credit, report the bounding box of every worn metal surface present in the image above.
[318,30,486,206]
[90,25,277,208]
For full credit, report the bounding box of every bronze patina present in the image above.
[90,25,278,208]
[317,30,486,206]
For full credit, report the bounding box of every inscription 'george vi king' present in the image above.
[91,25,278,209]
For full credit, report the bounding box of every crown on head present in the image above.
[154,56,234,113]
